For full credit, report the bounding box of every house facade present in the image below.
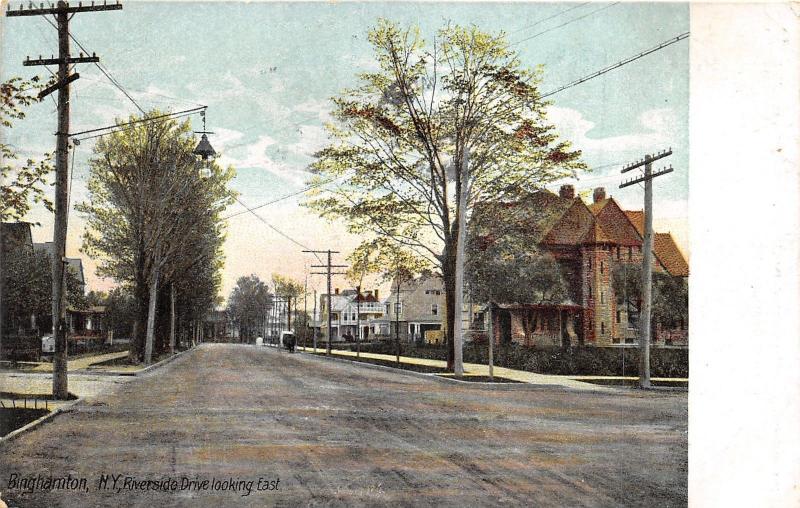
[370,274,481,344]
[320,288,384,342]
[484,185,688,348]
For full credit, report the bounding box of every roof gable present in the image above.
[590,198,642,246]
[543,199,597,245]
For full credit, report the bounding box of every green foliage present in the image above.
[346,237,431,284]
[0,76,54,222]
[2,248,85,333]
[467,230,568,305]
[612,263,688,328]
[307,20,586,360]
[227,274,272,341]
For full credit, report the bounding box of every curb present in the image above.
[83,345,195,376]
[0,399,80,446]
[296,349,599,392]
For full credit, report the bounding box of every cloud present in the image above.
[287,124,329,158]
[547,106,679,156]
[217,135,307,186]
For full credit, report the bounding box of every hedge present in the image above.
[347,340,688,378]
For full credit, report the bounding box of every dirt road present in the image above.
[0,344,687,507]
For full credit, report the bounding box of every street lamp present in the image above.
[193,109,216,178]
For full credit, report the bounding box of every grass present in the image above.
[312,351,448,374]
[580,378,688,388]
[0,407,50,436]
[436,375,523,383]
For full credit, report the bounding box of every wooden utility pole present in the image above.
[312,289,317,353]
[306,250,347,355]
[452,145,469,377]
[7,0,122,399]
[620,148,674,389]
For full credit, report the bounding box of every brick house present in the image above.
[484,185,688,348]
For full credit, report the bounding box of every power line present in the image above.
[510,2,590,35]
[513,2,620,46]
[223,176,340,219]
[40,13,145,114]
[540,32,689,99]
[70,105,206,139]
[231,194,316,253]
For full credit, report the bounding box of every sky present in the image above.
[0,1,689,300]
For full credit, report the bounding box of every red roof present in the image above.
[588,198,642,246]
[624,210,645,236]
[654,233,689,277]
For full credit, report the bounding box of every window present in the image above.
[628,247,632,260]
[600,261,604,274]
[588,257,592,269]
[431,304,438,316]
[601,292,605,304]
[616,310,621,323]
[587,283,592,298]
[616,247,621,260]
[385,304,390,314]
[601,322,605,335]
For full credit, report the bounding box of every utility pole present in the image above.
[8,0,122,400]
[303,273,308,349]
[355,284,361,358]
[620,148,674,389]
[312,289,317,353]
[452,144,469,377]
[305,250,347,355]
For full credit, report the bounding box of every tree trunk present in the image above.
[144,265,159,364]
[131,258,148,362]
[169,283,176,354]
[441,247,457,372]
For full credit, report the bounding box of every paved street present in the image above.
[0,344,687,507]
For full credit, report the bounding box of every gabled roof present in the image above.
[580,222,612,244]
[33,242,85,285]
[543,199,597,246]
[588,197,642,246]
[654,233,689,277]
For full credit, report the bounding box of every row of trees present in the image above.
[79,112,235,363]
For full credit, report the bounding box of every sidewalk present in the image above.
[22,350,131,373]
[297,347,616,392]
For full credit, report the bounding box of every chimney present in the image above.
[334,288,339,295]
[593,187,606,203]
[374,289,379,299]
[559,184,574,199]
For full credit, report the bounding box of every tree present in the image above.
[346,238,430,363]
[612,264,688,332]
[271,274,304,333]
[2,248,85,335]
[227,275,272,342]
[467,231,568,343]
[79,111,234,363]
[307,20,584,371]
[1,76,54,222]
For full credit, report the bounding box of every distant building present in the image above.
[369,274,480,344]
[319,288,383,342]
